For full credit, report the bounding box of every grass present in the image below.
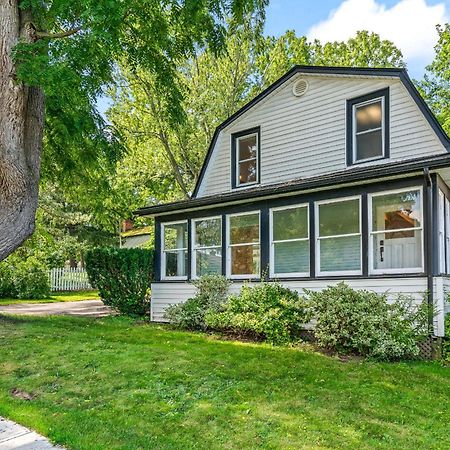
[0,290,99,305]
[0,316,449,450]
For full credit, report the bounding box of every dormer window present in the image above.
[231,127,260,188]
[347,88,389,166]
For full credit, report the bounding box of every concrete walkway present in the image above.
[0,417,64,449]
[0,300,111,317]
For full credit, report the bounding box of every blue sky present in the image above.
[265,0,449,79]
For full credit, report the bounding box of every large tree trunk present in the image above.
[0,1,44,261]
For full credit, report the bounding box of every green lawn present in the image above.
[0,316,449,449]
[0,290,99,305]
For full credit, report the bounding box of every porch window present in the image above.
[232,128,260,188]
[316,197,361,275]
[227,212,260,278]
[369,188,423,274]
[270,204,309,277]
[161,221,188,279]
[347,88,389,165]
[192,217,222,278]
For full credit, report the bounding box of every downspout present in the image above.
[424,167,434,334]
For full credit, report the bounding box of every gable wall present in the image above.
[197,75,447,197]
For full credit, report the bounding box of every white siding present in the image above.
[151,277,427,322]
[198,75,447,197]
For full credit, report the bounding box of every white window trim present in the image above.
[352,96,385,164]
[235,132,259,188]
[315,195,362,277]
[269,203,310,278]
[368,186,424,275]
[226,211,260,279]
[161,220,188,281]
[439,190,446,274]
[191,216,222,279]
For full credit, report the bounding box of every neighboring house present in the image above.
[120,226,152,248]
[137,66,450,336]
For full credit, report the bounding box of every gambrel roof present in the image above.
[195,66,450,197]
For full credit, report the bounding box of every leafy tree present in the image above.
[419,24,450,134]
[109,30,406,209]
[0,0,267,261]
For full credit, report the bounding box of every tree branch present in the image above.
[36,27,82,40]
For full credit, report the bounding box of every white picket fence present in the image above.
[48,267,92,292]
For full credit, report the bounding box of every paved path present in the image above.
[0,417,64,449]
[0,300,111,317]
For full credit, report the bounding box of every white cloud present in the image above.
[307,0,448,66]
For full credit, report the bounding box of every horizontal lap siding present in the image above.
[198,76,446,197]
[151,277,427,322]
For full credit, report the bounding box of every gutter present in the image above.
[424,167,434,333]
[136,153,450,216]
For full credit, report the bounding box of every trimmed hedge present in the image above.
[85,247,154,316]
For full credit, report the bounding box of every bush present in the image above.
[0,256,50,299]
[443,315,450,363]
[165,275,230,329]
[85,247,154,316]
[0,263,16,298]
[306,282,429,361]
[12,256,51,299]
[205,282,311,345]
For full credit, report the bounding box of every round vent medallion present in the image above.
[292,79,308,97]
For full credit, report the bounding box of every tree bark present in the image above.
[0,1,45,261]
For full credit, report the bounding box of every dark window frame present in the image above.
[231,126,261,189]
[346,88,390,166]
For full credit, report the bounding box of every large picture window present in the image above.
[227,212,260,278]
[270,204,309,277]
[192,217,222,278]
[232,128,260,188]
[369,188,423,274]
[347,88,389,165]
[161,221,188,279]
[316,197,361,275]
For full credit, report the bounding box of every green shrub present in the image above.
[205,282,311,345]
[306,283,428,361]
[443,315,450,363]
[165,275,230,329]
[85,247,154,316]
[0,256,50,299]
[12,256,51,299]
[0,263,16,298]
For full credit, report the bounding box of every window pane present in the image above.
[231,244,260,275]
[356,101,382,133]
[165,250,188,277]
[356,129,382,160]
[273,207,308,241]
[320,235,361,272]
[239,159,257,184]
[238,134,257,160]
[164,223,187,250]
[274,240,309,274]
[372,230,422,270]
[195,218,221,247]
[196,248,222,276]
[372,190,421,232]
[319,199,360,237]
[230,214,259,244]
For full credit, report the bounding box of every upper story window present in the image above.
[347,88,389,166]
[231,127,260,189]
[161,221,188,280]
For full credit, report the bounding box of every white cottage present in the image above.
[137,66,450,337]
